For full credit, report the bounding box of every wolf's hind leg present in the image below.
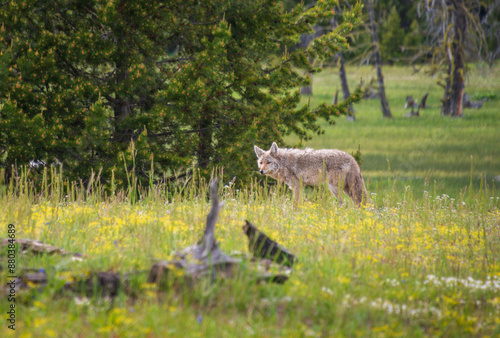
[328,183,343,206]
[344,183,358,205]
[344,172,364,205]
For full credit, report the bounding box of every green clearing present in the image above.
[288,64,500,199]
[1,65,500,337]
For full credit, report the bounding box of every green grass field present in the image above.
[1,65,500,337]
[288,63,500,199]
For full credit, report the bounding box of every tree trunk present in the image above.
[441,63,453,116]
[300,71,313,96]
[331,15,354,120]
[299,42,313,96]
[368,0,392,118]
[197,110,213,169]
[440,0,466,117]
[449,0,466,117]
[338,53,355,120]
[299,24,321,96]
[112,54,133,143]
[112,98,133,143]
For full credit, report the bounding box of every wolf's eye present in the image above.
[266,161,271,164]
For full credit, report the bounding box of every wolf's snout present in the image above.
[259,170,265,175]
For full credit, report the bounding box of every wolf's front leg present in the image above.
[288,178,301,208]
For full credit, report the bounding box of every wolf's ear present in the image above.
[270,142,278,156]
[254,145,265,158]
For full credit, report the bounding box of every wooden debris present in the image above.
[1,238,81,258]
[404,95,420,117]
[175,179,239,266]
[70,271,125,298]
[255,273,290,284]
[243,220,295,267]
[3,269,48,296]
[420,92,429,109]
[251,257,292,284]
[2,268,127,299]
[463,93,483,109]
[149,180,241,286]
[404,93,429,117]
[149,181,296,288]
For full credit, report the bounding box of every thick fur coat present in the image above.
[254,142,368,205]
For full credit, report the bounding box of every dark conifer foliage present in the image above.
[0,0,362,186]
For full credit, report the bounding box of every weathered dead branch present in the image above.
[1,238,82,258]
[243,221,296,267]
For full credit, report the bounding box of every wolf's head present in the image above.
[254,142,279,175]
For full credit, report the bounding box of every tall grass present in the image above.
[1,164,499,336]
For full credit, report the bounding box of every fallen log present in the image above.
[463,93,484,109]
[1,238,82,258]
[149,179,241,285]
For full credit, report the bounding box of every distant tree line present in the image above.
[364,0,499,117]
[291,0,499,118]
[294,0,499,66]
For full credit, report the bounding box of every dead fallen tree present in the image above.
[404,93,429,117]
[3,180,296,298]
[149,179,242,287]
[149,179,294,287]
[462,93,484,109]
[1,238,82,258]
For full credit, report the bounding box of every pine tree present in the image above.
[403,19,423,61]
[379,6,405,63]
[0,0,362,187]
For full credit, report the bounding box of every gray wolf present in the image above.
[254,142,368,206]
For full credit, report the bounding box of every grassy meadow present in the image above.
[1,64,500,337]
[288,63,500,199]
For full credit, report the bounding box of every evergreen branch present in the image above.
[55,11,78,31]
[156,57,192,65]
[147,125,224,139]
[189,20,220,26]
